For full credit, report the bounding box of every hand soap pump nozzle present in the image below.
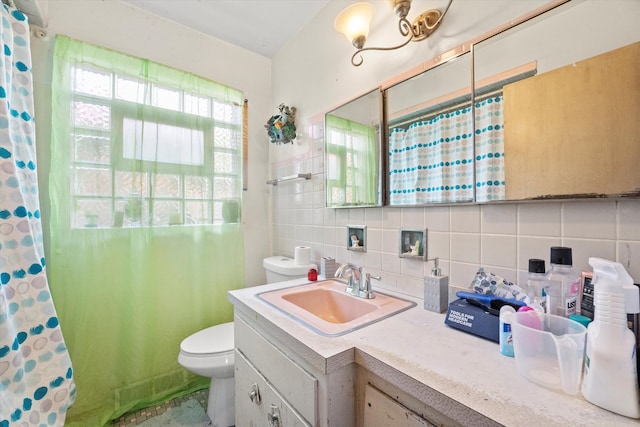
[581,257,640,419]
[431,257,441,277]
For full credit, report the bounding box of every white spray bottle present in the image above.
[581,257,640,418]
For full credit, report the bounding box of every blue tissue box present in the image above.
[444,298,499,343]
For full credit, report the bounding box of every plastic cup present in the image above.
[511,311,587,395]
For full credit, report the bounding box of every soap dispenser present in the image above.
[581,257,640,419]
[424,257,449,313]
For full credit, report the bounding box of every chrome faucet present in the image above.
[335,263,380,299]
[335,263,361,296]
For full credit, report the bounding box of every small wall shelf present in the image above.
[266,173,312,186]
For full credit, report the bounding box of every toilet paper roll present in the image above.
[294,246,311,266]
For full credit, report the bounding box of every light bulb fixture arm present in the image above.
[347,0,454,67]
[351,32,415,66]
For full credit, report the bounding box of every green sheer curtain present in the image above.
[325,115,378,206]
[48,35,245,426]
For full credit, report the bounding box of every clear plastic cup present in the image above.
[511,311,587,395]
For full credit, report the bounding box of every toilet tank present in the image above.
[263,256,316,283]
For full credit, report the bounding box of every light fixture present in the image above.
[334,0,454,66]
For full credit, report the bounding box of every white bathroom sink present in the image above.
[257,279,416,336]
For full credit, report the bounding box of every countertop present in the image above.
[228,277,638,426]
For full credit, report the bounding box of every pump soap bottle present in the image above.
[423,257,449,313]
[582,257,640,419]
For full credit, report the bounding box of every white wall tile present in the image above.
[425,206,450,232]
[427,231,450,262]
[618,241,640,283]
[348,208,365,225]
[364,250,383,270]
[563,201,616,239]
[382,207,402,230]
[381,253,401,275]
[449,262,479,289]
[382,229,399,255]
[401,258,425,278]
[562,238,617,274]
[451,233,480,263]
[367,228,383,251]
[517,236,561,271]
[481,204,517,235]
[618,200,640,240]
[335,208,349,226]
[518,203,561,236]
[451,205,480,233]
[365,207,383,229]
[481,235,517,268]
[401,208,425,228]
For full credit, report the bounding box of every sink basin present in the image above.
[257,279,416,336]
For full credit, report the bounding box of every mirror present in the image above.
[473,1,640,201]
[386,52,473,205]
[325,89,383,207]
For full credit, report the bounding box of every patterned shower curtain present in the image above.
[0,4,76,426]
[388,95,505,204]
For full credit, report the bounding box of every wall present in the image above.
[269,0,640,297]
[30,0,272,287]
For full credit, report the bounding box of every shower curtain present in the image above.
[388,95,505,204]
[0,4,76,426]
[48,36,246,426]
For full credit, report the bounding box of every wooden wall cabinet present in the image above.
[503,42,640,200]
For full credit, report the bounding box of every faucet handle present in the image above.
[360,273,381,299]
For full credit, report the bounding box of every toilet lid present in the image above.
[180,322,234,355]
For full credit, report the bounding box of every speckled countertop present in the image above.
[228,278,638,426]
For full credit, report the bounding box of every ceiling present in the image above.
[120,0,330,58]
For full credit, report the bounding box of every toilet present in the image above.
[177,255,313,426]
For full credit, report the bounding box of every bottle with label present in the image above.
[545,247,581,317]
[499,305,516,357]
[582,258,640,418]
[526,258,547,312]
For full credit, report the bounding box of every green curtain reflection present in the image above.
[49,36,245,426]
[325,115,377,206]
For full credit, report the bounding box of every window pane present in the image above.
[74,167,112,196]
[73,67,111,98]
[214,127,241,150]
[116,77,146,104]
[115,171,148,197]
[152,173,181,198]
[213,152,237,174]
[185,201,210,224]
[213,176,237,199]
[152,85,180,111]
[74,199,113,228]
[73,101,110,130]
[75,134,111,163]
[122,118,205,166]
[151,200,180,226]
[185,175,210,199]
[184,94,210,117]
[212,100,241,123]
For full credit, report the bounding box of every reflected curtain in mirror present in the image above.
[325,115,378,206]
[49,35,245,426]
[474,94,505,202]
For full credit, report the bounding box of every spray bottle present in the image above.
[581,258,640,418]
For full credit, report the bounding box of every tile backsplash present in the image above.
[269,131,640,300]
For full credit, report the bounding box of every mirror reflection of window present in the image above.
[326,115,378,207]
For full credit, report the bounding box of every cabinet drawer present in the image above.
[236,349,311,427]
[235,315,317,425]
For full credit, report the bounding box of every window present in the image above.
[60,41,243,228]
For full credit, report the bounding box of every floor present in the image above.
[110,389,209,426]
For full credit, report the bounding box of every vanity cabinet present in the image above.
[235,350,311,426]
[234,315,317,426]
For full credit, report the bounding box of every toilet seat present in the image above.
[180,322,234,356]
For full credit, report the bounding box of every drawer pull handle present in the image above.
[267,404,281,427]
[248,383,261,405]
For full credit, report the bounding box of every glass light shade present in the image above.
[334,2,375,45]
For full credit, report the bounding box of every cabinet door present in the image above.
[235,349,312,427]
[363,384,435,427]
